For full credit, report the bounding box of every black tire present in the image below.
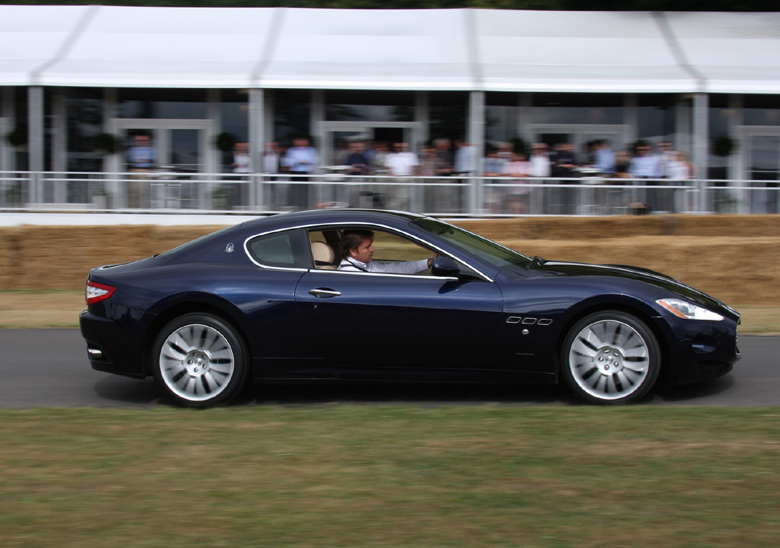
[152,313,249,408]
[561,311,660,404]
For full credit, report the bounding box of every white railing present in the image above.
[1,170,777,216]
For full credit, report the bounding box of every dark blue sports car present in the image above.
[80,209,740,407]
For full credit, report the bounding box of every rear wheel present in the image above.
[152,314,248,408]
[561,311,660,404]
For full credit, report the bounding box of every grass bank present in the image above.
[0,407,778,547]
[2,290,778,333]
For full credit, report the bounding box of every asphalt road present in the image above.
[0,329,777,408]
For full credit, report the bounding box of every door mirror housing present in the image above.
[431,256,460,277]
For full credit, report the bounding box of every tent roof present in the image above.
[1,6,778,94]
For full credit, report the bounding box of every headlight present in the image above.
[657,299,724,321]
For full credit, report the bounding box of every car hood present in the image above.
[531,260,740,321]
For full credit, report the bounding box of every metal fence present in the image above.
[1,170,778,216]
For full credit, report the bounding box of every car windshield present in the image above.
[412,218,531,269]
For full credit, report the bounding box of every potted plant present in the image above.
[712,135,737,158]
[94,133,119,155]
[5,127,26,148]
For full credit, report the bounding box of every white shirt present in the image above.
[385,152,420,177]
[528,154,551,178]
[338,258,429,274]
[233,152,251,173]
[454,145,475,174]
[629,155,662,178]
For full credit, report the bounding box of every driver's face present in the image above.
[350,238,374,263]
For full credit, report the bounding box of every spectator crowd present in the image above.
[237,136,697,214]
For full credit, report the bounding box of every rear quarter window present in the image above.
[246,230,308,269]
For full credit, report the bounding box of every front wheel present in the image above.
[561,311,660,404]
[152,314,248,408]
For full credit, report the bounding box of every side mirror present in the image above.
[431,256,460,277]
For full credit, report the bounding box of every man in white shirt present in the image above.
[528,143,551,213]
[337,230,434,274]
[384,142,420,211]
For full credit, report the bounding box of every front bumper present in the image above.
[654,315,741,386]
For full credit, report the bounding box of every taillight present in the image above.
[86,280,116,305]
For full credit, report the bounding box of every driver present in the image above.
[338,230,435,274]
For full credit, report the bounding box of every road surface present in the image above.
[0,329,777,408]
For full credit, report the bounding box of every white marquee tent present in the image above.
[1,5,779,94]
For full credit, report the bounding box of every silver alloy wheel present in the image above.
[567,319,650,401]
[158,323,236,402]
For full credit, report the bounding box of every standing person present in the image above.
[592,140,616,176]
[262,142,287,210]
[453,139,476,213]
[527,143,551,214]
[434,138,455,213]
[127,134,156,209]
[667,151,697,213]
[420,146,438,212]
[345,141,370,176]
[552,142,579,214]
[283,137,319,210]
[230,141,251,209]
[482,146,507,214]
[232,141,251,174]
[344,141,373,208]
[658,141,678,178]
[629,143,662,214]
[503,152,531,215]
[385,141,419,211]
[657,140,679,212]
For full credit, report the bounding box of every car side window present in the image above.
[247,230,308,269]
[371,230,430,264]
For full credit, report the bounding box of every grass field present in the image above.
[2,290,778,333]
[0,407,778,548]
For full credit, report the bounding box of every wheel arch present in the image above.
[553,296,671,383]
[142,295,252,377]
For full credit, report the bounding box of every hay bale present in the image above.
[1,217,778,305]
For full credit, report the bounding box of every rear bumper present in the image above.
[79,310,148,379]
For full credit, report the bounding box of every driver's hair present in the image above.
[340,230,374,259]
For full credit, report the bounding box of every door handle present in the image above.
[309,288,341,298]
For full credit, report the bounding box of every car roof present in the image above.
[239,209,426,233]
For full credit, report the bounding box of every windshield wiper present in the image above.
[529,256,547,269]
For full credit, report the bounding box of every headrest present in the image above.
[311,241,335,264]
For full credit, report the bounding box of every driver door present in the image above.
[293,229,505,380]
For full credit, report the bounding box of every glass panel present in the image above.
[749,136,779,181]
[118,89,207,119]
[169,129,200,172]
[485,105,519,145]
[274,90,311,148]
[371,230,430,263]
[325,90,414,122]
[429,92,468,141]
[637,94,675,143]
[66,88,104,173]
[247,230,308,269]
[743,95,780,126]
[219,90,249,173]
[533,93,623,125]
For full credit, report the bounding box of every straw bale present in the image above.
[1,217,778,304]
[455,215,780,240]
[500,236,780,306]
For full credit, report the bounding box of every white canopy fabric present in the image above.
[1,5,778,94]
